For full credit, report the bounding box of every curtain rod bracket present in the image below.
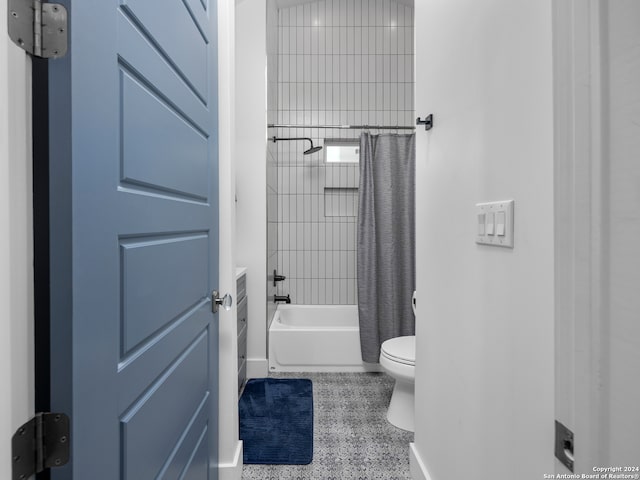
[416,114,433,131]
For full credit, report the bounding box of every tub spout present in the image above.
[274,294,291,304]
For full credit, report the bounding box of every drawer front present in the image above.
[237,296,247,337]
[237,328,247,392]
[237,358,247,393]
[237,324,247,360]
[236,273,246,303]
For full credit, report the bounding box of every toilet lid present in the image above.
[380,336,415,366]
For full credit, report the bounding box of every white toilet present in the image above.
[379,335,416,432]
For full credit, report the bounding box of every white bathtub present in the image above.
[268,305,383,372]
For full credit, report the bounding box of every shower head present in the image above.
[304,145,323,155]
[272,136,323,156]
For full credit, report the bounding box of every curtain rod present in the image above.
[267,123,416,130]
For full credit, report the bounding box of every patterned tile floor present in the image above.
[241,372,414,480]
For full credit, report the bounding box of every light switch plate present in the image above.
[475,200,514,247]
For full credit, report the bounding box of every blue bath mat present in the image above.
[239,378,313,464]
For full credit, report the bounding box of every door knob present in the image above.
[212,290,233,314]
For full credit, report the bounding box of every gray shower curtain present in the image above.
[357,133,416,363]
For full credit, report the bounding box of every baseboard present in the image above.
[218,440,243,480]
[410,442,434,480]
[247,358,268,378]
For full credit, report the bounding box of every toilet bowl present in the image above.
[379,335,415,432]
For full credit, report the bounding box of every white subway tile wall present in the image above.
[275,0,414,305]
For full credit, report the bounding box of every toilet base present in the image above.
[386,378,415,432]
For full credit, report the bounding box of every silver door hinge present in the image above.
[12,412,70,480]
[8,0,68,58]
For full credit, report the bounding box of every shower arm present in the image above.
[271,136,322,155]
[271,136,313,146]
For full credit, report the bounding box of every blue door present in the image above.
[48,1,219,479]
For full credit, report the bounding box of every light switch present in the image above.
[475,200,514,248]
[496,211,506,236]
[477,213,486,235]
[486,212,495,235]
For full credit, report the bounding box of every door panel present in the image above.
[117,308,211,412]
[182,431,210,480]
[120,234,209,354]
[121,0,209,100]
[48,1,218,478]
[120,72,209,199]
[117,12,210,131]
[161,401,209,480]
[121,334,208,480]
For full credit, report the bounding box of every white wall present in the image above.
[411,1,554,479]
[0,9,34,479]
[235,0,270,378]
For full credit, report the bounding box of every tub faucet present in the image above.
[274,294,291,304]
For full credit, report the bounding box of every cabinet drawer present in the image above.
[236,274,246,303]
[237,324,247,359]
[237,296,247,336]
[237,358,247,393]
[237,327,247,393]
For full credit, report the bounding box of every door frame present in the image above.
[0,8,35,479]
[216,0,243,477]
[553,0,606,472]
